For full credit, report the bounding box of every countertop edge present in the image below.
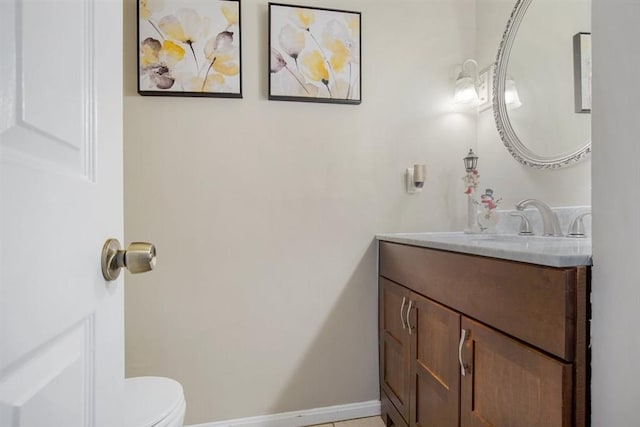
[376,233,593,268]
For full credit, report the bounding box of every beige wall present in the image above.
[123,0,474,424]
[475,0,591,207]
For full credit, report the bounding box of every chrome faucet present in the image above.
[515,199,563,237]
[568,211,591,238]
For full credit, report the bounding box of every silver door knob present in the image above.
[101,238,156,281]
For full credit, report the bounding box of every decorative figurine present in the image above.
[463,150,501,233]
[476,188,502,232]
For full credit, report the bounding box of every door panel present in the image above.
[410,294,460,427]
[380,278,411,422]
[461,318,573,427]
[0,318,93,427]
[0,0,123,425]
[384,339,407,404]
[0,0,95,176]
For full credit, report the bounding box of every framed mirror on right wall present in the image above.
[492,0,591,169]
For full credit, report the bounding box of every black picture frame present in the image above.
[137,0,243,98]
[268,2,361,105]
[573,32,591,113]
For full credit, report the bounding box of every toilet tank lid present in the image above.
[125,376,185,427]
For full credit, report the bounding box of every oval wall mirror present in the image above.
[493,0,591,169]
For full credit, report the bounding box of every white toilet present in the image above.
[124,377,186,427]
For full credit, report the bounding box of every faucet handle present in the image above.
[510,213,533,235]
[568,212,592,238]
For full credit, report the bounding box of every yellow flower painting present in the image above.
[269,3,361,104]
[138,0,241,97]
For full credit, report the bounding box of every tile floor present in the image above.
[311,416,385,427]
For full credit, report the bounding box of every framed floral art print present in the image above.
[138,0,242,97]
[268,3,361,105]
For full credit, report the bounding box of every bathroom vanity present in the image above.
[377,233,590,427]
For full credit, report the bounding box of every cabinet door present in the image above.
[408,293,461,427]
[380,278,411,422]
[460,318,573,427]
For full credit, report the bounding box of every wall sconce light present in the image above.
[456,62,523,110]
[505,76,522,109]
[454,59,480,106]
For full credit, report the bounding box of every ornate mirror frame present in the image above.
[493,0,591,169]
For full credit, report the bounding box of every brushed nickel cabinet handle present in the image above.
[459,329,468,376]
[400,297,407,329]
[101,238,156,281]
[406,300,414,335]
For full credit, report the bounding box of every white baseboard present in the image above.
[186,400,381,427]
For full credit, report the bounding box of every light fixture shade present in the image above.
[454,74,480,105]
[463,148,478,172]
[505,78,522,109]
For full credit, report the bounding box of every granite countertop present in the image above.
[376,232,592,268]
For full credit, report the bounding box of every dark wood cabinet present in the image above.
[380,277,411,422]
[409,293,460,427]
[378,241,589,427]
[460,317,573,427]
[380,279,460,427]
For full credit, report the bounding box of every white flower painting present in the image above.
[269,3,361,104]
[138,0,242,97]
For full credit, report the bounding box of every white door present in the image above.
[0,0,124,426]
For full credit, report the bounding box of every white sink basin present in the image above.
[467,234,582,244]
[469,234,537,243]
